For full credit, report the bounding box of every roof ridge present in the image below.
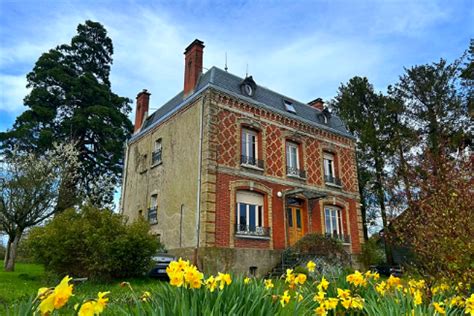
[210,66,322,113]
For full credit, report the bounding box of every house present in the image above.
[120,39,364,275]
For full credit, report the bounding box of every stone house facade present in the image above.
[120,39,364,275]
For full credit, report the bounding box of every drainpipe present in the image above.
[194,96,205,267]
[119,141,130,215]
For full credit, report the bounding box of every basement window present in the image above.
[284,100,296,113]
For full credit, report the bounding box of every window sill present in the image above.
[149,221,158,225]
[240,164,264,171]
[235,234,270,240]
[325,182,342,189]
[151,161,163,169]
[287,173,306,180]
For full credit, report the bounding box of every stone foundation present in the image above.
[168,247,282,277]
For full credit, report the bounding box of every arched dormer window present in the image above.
[240,76,257,97]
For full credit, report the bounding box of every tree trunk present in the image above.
[4,231,22,272]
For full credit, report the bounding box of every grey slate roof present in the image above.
[136,67,353,140]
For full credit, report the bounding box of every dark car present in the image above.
[370,264,403,277]
[149,253,176,279]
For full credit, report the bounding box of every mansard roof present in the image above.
[134,67,353,140]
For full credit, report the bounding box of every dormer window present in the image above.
[284,100,296,114]
[240,76,257,97]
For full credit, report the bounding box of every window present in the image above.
[323,152,340,185]
[152,139,162,165]
[148,194,158,224]
[324,207,343,237]
[284,100,296,113]
[241,128,262,167]
[286,141,301,177]
[235,191,269,237]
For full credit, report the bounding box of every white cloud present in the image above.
[0,74,28,113]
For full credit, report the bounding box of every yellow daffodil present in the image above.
[215,272,232,290]
[337,288,351,300]
[264,279,274,289]
[387,275,402,289]
[314,306,327,316]
[433,302,446,315]
[205,276,217,292]
[448,296,464,308]
[295,292,303,302]
[140,291,152,302]
[37,276,74,316]
[317,276,329,292]
[244,277,251,284]
[78,301,96,316]
[280,290,291,307]
[346,270,367,287]
[295,273,307,285]
[94,292,109,314]
[376,281,387,296]
[323,298,339,310]
[413,289,422,306]
[307,260,316,272]
[465,293,474,316]
[313,291,326,303]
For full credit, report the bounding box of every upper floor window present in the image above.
[323,152,340,186]
[148,194,158,225]
[152,139,162,165]
[241,128,263,168]
[235,190,269,237]
[286,141,305,178]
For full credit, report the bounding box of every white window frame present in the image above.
[324,207,343,237]
[286,141,299,175]
[236,191,264,235]
[241,128,258,163]
[323,152,335,178]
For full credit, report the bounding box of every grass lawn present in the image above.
[0,260,167,314]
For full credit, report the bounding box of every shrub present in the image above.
[24,204,160,280]
[359,236,385,269]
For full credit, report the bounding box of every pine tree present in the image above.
[0,21,133,208]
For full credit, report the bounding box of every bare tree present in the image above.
[0,143,79,271]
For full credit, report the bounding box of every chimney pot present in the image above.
[309,97,324,111]
[134,89,151,133]
[183,39,205,97]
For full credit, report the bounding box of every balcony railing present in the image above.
[152,149,162,165]
[235,224,270,237]
[286,165,306,178]
[240,155,264,169]
[325,233,351,244]
[148,207,158,225]
[324,175,341,186]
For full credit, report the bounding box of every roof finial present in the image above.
[225,52,228,72]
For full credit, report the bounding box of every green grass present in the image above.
[0,261,168,314]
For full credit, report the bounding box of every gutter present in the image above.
[194,95,205,265]
[119,141,130,215]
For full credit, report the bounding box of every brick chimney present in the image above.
[134,89,151,133]
[308,97,324,111]
[183,39,205,97]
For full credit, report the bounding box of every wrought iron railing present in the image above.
[286,165,306,178]
[235,224,270,237]
[152,149,162,165]
[325,233,351,243]
[324,175,341,186]
[240,155,264,169]
[148,207,158,225]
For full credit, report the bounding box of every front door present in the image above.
[287,206,304,246]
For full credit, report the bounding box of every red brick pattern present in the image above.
[339,148,357,192]
[265,124,284,177]
[216,110,238,167]
[305,138,323,186]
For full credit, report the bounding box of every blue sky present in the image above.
[1,0,472,132]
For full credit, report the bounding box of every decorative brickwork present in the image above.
[216,109,239,167]
[265,124,284,177]
[305,138,323,186]
[339,147,357,192]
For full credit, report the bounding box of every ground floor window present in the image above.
[324,206,343,237]
[236,190,268,236]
